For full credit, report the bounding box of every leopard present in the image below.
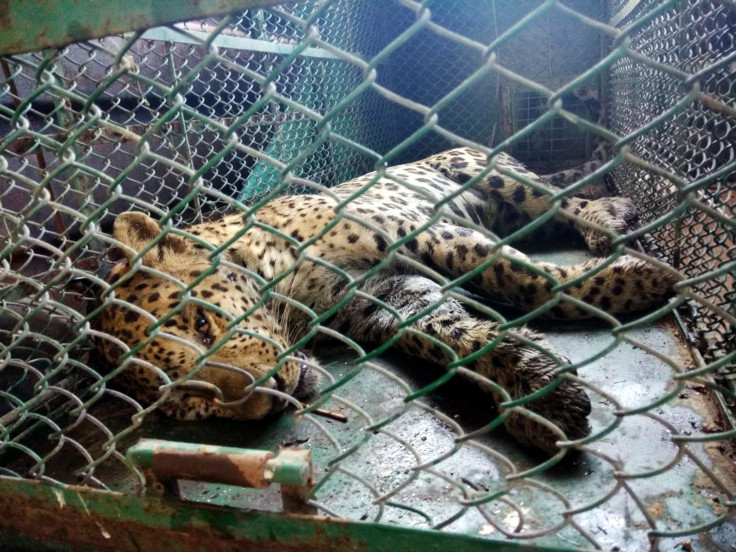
[94,146,678,455]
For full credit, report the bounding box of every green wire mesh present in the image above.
[0,0,734,550]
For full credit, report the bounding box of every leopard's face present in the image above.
[94,212,318,421]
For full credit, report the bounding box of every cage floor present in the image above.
[35,249,736,551]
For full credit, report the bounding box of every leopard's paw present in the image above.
[576,197,639,256]
[479,344,592,455]
[600,255,679,314]
[505,379,591,454]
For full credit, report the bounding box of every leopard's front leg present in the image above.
[329,275,591,455]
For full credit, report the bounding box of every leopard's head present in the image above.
[94,211,318,421]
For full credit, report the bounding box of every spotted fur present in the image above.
[95,147,677,454]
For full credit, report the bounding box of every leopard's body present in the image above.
[96,146,677,454]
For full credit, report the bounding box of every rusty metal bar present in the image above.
[126,438,312,489]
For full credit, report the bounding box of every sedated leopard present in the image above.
[95,146,678,455]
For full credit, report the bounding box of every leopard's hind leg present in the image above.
[404,223,676,319]
[329,274,591,454]
[540,142,613,200]
[421,147,638,255]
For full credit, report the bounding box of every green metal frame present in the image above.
[0,0,297,56]
[0,477,567,551]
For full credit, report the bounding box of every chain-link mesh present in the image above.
[1,0,735,550]
[608,0,736,369]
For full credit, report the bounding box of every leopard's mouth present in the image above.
[292,351,318,399]
[270,351,317,403]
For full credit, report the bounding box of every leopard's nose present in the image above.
[272,372,287,394]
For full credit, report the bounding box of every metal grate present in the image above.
[608,0,736,366]
[511,89,596,170]
[1,0,735,550]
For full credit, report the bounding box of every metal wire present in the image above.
[608,0,736,367]
[1,0,734,549]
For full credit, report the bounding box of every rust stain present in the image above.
[0,0,10,29]
[662,319,736,491]
[0,481,362,552]
[229,451,274,489]
[151,447,274,489]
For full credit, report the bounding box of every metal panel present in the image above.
[0,477,558,551]
[0,0,297,56]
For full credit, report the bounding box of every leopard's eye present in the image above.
[195,310,211,336]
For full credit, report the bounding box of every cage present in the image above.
[0,0,734,550]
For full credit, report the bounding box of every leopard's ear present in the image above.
[113,212,187,265]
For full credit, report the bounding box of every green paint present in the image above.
[0,0,296,56]
[0,477,567,551]
[268,451,312,486]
